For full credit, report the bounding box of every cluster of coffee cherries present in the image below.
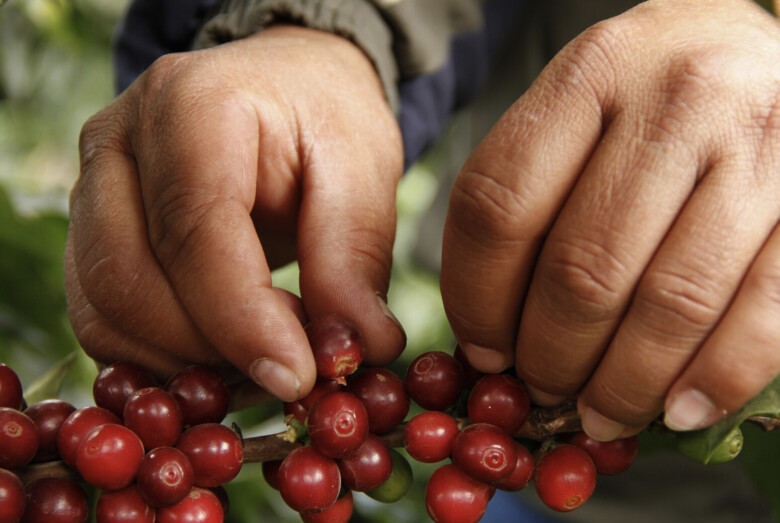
[263,316,640,522]
[0,360,237,522]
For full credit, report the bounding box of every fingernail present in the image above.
[580,406,627,442]
[459,343,510,373]
[249,359,301,403]
[664,389,719,431]
[376,293,406,342]
[525,384,566,407]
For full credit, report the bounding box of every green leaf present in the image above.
[23,350,77,405]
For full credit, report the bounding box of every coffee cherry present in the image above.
[136,446,194,508]
[300,490,353,523]
[278,446,341,513]
[347,367,409,434]
[305,315,364,380]
[365,449,412,504]
[307,392,369,459]
[0,468,25,523]
[0,364,23,410]
[0,407,39,469]
[57,406,121,467]
[175,423,242,488]
[208,485,230,517]
[451,423,517,483]
[425,464,492,523]
[95,486,155,523]
[676,425,743,465]
[75,423,145,491]
[467,374,530,435]
[164,366,230,426]
[403,411,459,463]
[492,441,534,491]
[404,351,465,411]
[282,400,309,425]
[93,362,157,419]
[23,399,76,463]
[261,459,283,490]
[283,378,345,424]
[337,434,392,492]
[156,486,224,523]
[123,387,183,450]
[569,432,638,475]
[534,444,597,512]
[23,477,88,523]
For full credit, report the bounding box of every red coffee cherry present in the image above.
[403,411,459,463]
[57,406,121,467]
[23,399,76,463]
[534,444,597,512]
[305,315,365,380]
[23,477,89,523]
[347,367,409,434]
[283,378,345,424]
[568,432,639,475]
[0,364,23,410]
[0,407,39,469]
[164,366,230,426]
[156,486,223,523]
[404,351,465,411]
[93,362,157,419]
[467,374,530,435]
[75,423,145,491]
[123,387,183,450]
[136,447,194,508]
[307,392,369,459]
[492,441,534,491]
[300,490,353,523]
[278,446,341,513]
[208,485,230,517]
[451,423,517,484]
[262,459,283,490]
[175,423,243,488]
[425,464,492,523]
[95,486,155,523]
[0,468,25,523]
[337,433,392,492]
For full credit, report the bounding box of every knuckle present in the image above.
[589,378,661,426]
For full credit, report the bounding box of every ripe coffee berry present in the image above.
[403,411,459,463]
[23,477,89,523]
[278,446,341,513]
[425,464,492,523]
[307,391,369,459]
[347,367,409,434]
[123,387,183,449]
[57,405,121,467]
[156,487,224,523]
[306,315,365,380]
[534,444,597,512]
[0,407,39,469]
[569,432,639,475]
[136,447,194,508]
[451,423,517,484]
[0,468,25,523]
[467,374,530,435]
[175,423,243,488]
[23,399,76,463]
[337,433,393,492]
[493,441,534,491]
[93,361,157,418]
[96,486,155,523]
[301,490,354,523]
[284,378,345,424]
[0,364,23,410]
[262,459,283,490]
[164,366,230,426]
[404,351,465,411]
[75,423,145,491]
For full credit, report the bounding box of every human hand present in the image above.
[442,0,780,439]
[65,26,405,402]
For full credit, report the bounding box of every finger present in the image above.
[441,39,610,373]
[135,95,315,402]
[296,103,406,366]
[72,106,216,364]
[578,157,780,439]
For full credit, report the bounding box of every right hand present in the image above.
[65,26,406,402]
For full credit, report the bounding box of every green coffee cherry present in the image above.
[676,425,743,465]
[365,449,413,503]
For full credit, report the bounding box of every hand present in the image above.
[66,26,405,402]
[442,0,780,439]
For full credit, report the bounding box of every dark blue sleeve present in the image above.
[112,0,529,169]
